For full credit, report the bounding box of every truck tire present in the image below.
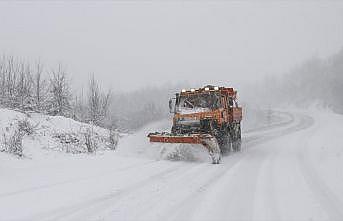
[221,132,232,154]
[211,153,221,164]
[213,127,231,155]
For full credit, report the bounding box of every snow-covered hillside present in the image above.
[0,108,118,160]
[1,108,343,221]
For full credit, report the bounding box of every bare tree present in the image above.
[72,88,88,122]
[34,61,46,111]
[87,75,111,126]
[16,62,34,110]
[48,64,71,116]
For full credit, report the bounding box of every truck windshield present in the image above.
[176,93,220,113]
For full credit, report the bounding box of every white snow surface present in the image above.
[1,108,343,221]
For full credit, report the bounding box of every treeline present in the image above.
[0,55,112,128]
[258,48,343,113]
[0,55,189,131]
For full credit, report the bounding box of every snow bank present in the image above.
[0,108,118,159]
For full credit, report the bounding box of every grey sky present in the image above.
[0,1,342,92]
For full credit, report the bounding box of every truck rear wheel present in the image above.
[219,132,231,154]
[213,127,231,155]
[232,140,241,152]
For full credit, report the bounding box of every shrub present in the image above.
[18,118,34,135]
[84,128,97,153]
[108,129,119,150]
[2,129,25,157]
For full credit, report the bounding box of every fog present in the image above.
[1,1,343,92]
[1,1,343,131]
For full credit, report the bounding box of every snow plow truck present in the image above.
[148,85,242,164]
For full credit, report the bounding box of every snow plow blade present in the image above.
[148,132,207,144]
[147,132,221,164]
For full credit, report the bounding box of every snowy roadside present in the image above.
[1,107,343,221]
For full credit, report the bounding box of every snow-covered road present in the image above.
[1,110,343,221]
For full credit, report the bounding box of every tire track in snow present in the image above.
[91,162,210,220]
[27,112,289,221]
[121,112,295,220]
[242,112,296,147]
[27,163,188,221]
[160,153,249,221]
[86,112,298,220]
[69,112,312,221]
[28,111,305,221]
[266,152,281,220]
[298,142,343,220]
[0,160,157,199]
[164,112,314,221]
[244,113,313,149]
[169,152,263,221]
[162,112,311,221]
[253,150,281,221]
[244,111,294,133]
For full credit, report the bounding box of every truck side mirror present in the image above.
[169,98,176,113]
[169,99,173,113]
